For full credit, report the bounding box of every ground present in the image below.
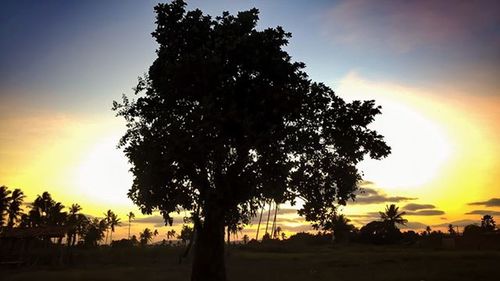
[2,244,499,281]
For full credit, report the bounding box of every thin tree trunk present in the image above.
[128,219,131,239]
[255,204,264,240]
[191,206,226,281]
[271,203,279,238]
[264,200,272,236]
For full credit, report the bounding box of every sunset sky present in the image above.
[1,0,499,241]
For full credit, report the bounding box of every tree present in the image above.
[7,188,25,228]
[481,215,496,231]
[67,203,83,246]
[113,1,390,280]
[274,226,282,239]
[23,192,67,228]
[84,218,107,247]
[281,232,287,240]
[127,211,135,239]
[178,225,194,244]
[425,226,432,235]
[108,211,121,242]
[379,204,408,231]
[0,186,12,228]
[324,213,354,242]
[463,224,482,237]
[167,229,177,240]
[448,224,456,236]
[242,234,249,244]
[140,228,154,245]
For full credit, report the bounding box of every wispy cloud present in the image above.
[351,187,416,205]
[405,210,445,216]
[465,210,500,216]
[403,203,435,211]
[468,198,500,207]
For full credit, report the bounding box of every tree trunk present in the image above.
[264,200,272,236]
[191,206,226,281]
[271,203,278,238]
[255,204,264,240]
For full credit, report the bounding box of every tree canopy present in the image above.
[113,1,390,279]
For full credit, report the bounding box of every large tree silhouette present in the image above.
[113,1,390,280]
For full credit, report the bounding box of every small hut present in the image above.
[0,226,68,267]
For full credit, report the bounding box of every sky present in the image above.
[1,0,499,241]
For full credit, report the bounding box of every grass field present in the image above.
[2,244,499,281]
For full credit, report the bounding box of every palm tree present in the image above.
[264,200,272,237]
[448,224,456,236]
[274,226,282,239]
[83,217,107,247]
[67,203,82,246]
[271,202,279,238]
[481,214,496,231]
[140,228,154,245]
[425,226,432,235]
[127,211,135,239]
[167,229,176,240]
[7,188,25,228]
[255,203,265,240]
[281,232,287,240]
[0,186,12,228]
[107,210,121,243]
[379,204,407,230]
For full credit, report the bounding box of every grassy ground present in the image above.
[2,244,499,281]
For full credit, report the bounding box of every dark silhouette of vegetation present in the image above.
[359,204,408,244]
[323,213,355,243]
[481,214,496,231]
[7,188,25,228]
[113,1,390,279]
[84,217,108,247]
[127,211,135,239]
[0,185,11,228]
[166,229,176,240]
[178,225,194,245]
[380,204,408,230]
[105,209,121,243]
[139,228,154,245]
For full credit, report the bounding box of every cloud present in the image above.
[399,221,428,230]
[351,187,416,205]
[468,198,500,207]
[134,215,166,225]
[405,210,445,216]
[465,210,500,216]
[403,203,435,211]
[323,0,500,53]
[433,220,478,228]
[277,208,299,215]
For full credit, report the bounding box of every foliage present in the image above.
[178,225,194,244]
[379,204,408,230]
[480,214,496,231]
[113,0,389,278]
[0,185,12,228]
[140,228,154,245]
[84,217,108,247]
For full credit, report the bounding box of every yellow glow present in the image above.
[334,72,500,227]
[73,134,133,206]
[336,73,455,191]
